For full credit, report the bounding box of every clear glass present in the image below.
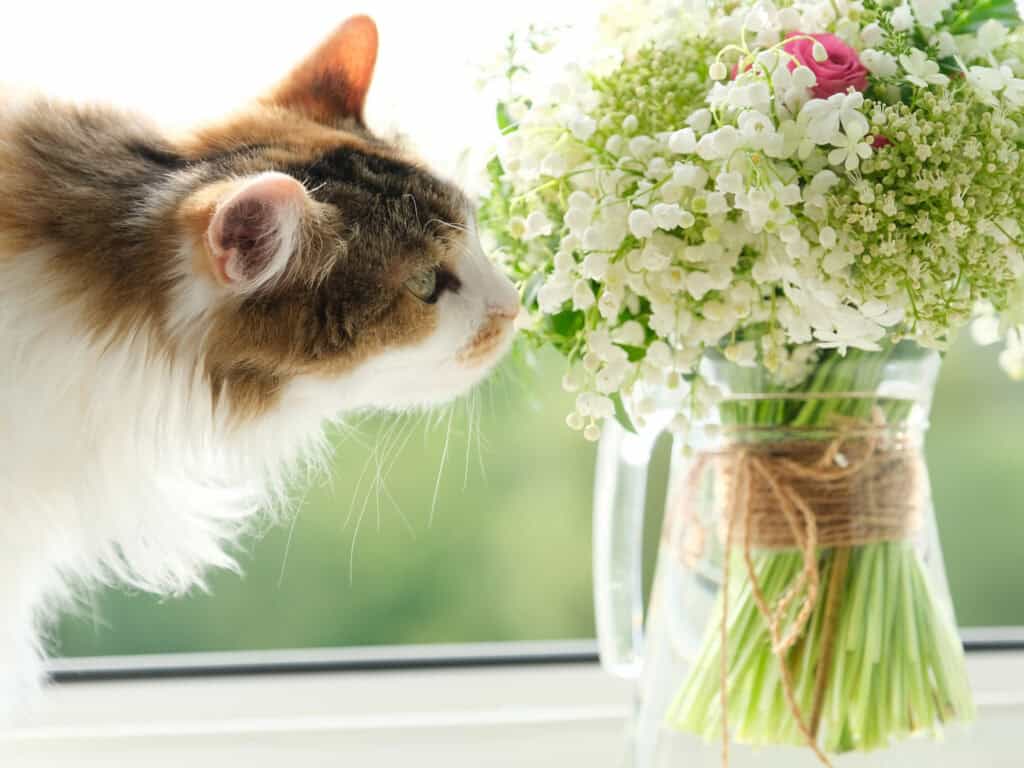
[595,343,975,767]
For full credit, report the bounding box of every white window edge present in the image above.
[2,642,1022,768]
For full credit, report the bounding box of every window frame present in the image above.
[2,636,1023,768]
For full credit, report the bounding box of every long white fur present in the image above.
[0,205,518,717]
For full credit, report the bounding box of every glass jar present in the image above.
[593,343,973,766]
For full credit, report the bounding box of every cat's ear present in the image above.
[207,172,307,290]
[265,15,379,126]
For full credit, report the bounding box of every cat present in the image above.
[0,15,519,712]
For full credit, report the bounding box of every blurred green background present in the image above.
[55,337,1023,657]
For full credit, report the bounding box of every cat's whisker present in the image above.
[371,413,416,532]
[429,404,456,528]
[463,393,473,491]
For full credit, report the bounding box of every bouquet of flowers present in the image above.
[479,0,1024,763]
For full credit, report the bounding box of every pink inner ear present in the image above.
[208,173,306,287]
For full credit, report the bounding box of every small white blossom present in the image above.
[910,0,954,28]
[900,49,949,88]
[861,49,899,78]
[524,211,554,240]
[668,127,697,154]
[687,108,713,133]
[861,23,884,47]
[628,209,656,239]
[724,340,758,367]
[891,3,915,31]
[569,115,597,141]
[800,92,870,145]
[612,321,646,346]
[976,19,1010,55]
[652,203,685,230]
[828,132,873,171]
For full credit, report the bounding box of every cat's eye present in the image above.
[405,268,439,303]
[405,266,460,304]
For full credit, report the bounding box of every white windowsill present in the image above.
[1,643,1022,767]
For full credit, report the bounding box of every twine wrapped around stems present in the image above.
[676,407,926,768]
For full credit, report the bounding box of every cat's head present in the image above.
[165,16,518,419]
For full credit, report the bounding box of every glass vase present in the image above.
[593,342,974,767]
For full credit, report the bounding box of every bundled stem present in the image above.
[665,346,974,759]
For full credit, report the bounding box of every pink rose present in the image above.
[784,33,868,98]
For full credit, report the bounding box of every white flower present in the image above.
[999,329,1024,379]
[860,23,884,47]
[967,65,1011,104]
[598,290,622,320]
[891,3,915,31]
[799,92,870,144]
[861,49,899,78]
[709,61,727,80]
[537,276,572,313]
[596,360,629,393]
[687,271,714,299]
[935,31,957,58]
[672,162,709,189]
[582,252,610,279]
[716,171,744,195]
[573,279,596,310]
[540,152,568,177]
[805,169,840,206]
[822,249,854,275]
[569,115,597,141]
[900,49,948,88]
[524,210,554,240]
[976,19,1010,55]
[811,41,828,62]
[711,125,741,157]
[687,108,713,133]
[1006,78,1024,108]
[554,250,575,272]
[910,0,954,28]
[652,203,686,230]
[738,110,776,149]
[828,132,873,170]
[628,135,658,159]
[971,304,1002,346]
[646,340,672,367]
[668,127,697,154]
[724,340,758,367]
[612,320,646,346]
[628,209,656,239]
[705,191,730,216]
[818,226,838,249]
[622,114,639,134]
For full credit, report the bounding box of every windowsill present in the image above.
[2,639,1023,767]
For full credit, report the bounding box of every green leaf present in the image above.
[948,0,1021,33]
[486,155,505,181]
[619,344,647,363]
[611,392,638,434]
[496,102,516,133]
[546,308,585,338]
